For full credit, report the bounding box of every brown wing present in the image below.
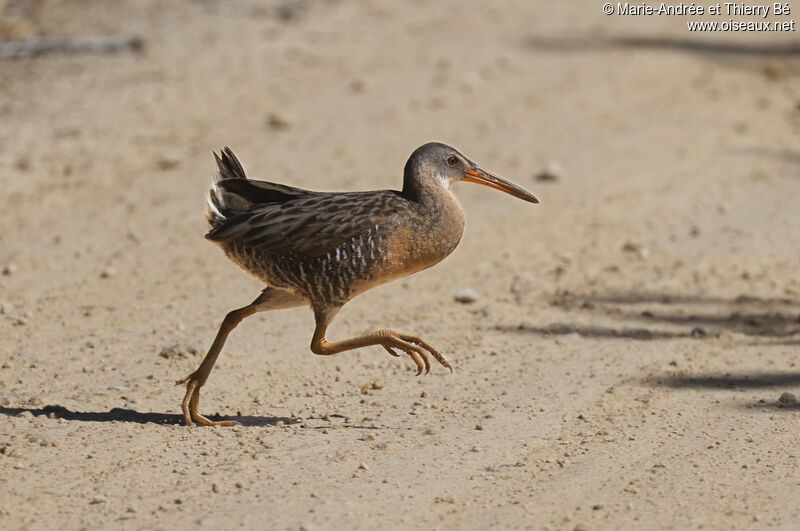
[206,189,410,258]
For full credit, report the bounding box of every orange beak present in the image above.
[463,167,539,204]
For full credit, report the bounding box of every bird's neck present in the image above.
[401,178,451,210]
[402,177,465,252]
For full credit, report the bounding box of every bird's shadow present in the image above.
[525,35,800,58]
[505,291,800,341]
[524,35,800,77]
[645,372,800,412]
[647,371,800,389]
[0,405,298,427]
[497,322,693,340]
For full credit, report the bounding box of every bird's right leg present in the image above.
[309,307,452,375]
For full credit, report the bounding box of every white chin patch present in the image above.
[438,175,451,188]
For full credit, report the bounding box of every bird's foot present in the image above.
[176,374,240,427]
[381,333,452,376]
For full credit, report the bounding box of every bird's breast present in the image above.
[350,194,465,295]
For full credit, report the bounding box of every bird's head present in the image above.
[403,142,538,204]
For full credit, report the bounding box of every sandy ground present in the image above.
[1,1,800,529]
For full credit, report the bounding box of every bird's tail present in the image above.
[206,147,248,228]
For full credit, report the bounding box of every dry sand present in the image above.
[1,1,799,529]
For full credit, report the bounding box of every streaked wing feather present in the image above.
[206,190,406,258]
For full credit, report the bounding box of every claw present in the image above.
[408,350,425,375]
[382,345,401,357]
[178,375,239,427]
[399,334,452,373]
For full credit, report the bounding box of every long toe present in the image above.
[191,412,240,427]
[180,378,239,428]
[399,334,452,372]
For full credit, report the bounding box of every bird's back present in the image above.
[206,148,459,306]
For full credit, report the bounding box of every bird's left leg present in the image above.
[309,306,452,375]
[176,287,303,427]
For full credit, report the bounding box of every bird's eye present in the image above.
[446,155,458,166]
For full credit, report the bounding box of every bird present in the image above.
[177,142,538,426]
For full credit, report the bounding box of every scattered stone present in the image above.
[2,263,17,276]
[90,495,107,504]
[265,112,291,131]
[370,379,383,390]
[17,411,33,419]
[778,392,798,405]
[453,288,479,304]
[0,303,13,314]
[0,445,16,456]
[100,267,115,279]
[275,0,308,21]
[621,241,648,258]
[157,159,180,171]
[159,343,201,359]
[349,79,365,93]
[475,424,484,431]
[358,462,369,471]
[14,158,29,172]
[762,64,784,82]
[690,327,706,338]
[534,161,563,182]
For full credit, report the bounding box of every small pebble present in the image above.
[453,288,479,304]
[475,424,484,431]
[159,344,201,359]
[0,303,13,314]
[2,263,17,276]
[100,268,115,279]
[157,159,180,171]
[621,241,648,258]
[90,495,107,504]
[265,112,291,131]
[358,462,369,471]
[778,392,798,405]
[691,327,706,338]
[534,161,563,182]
